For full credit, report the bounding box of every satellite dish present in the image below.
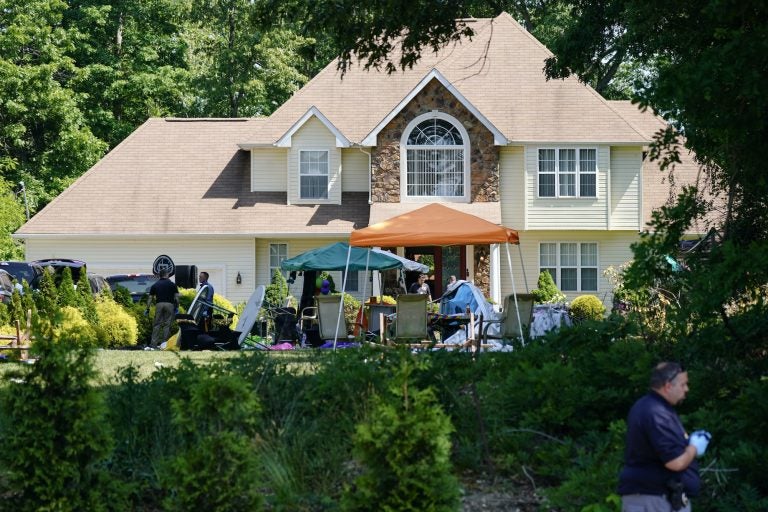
[235,285,266,346]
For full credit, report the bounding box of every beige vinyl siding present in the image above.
[341,149,370,192]
[525,145,609,230]
[499,146,525,229]
[497,230,639,309]
[255,238,368,303]
[251,148,288,192]
[287,117,342,205]
[610,147,642,230]
[24,237,256,304]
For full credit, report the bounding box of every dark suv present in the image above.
[106,274,159,303]
[0,269,13,304]
[0,261,44,290]
[32,258,87,283]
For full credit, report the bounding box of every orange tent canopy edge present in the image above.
[349,203,519,247]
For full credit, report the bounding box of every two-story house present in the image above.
[15,13,702,306]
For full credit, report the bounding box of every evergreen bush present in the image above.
[569,295,606,322]
[0,318,127,511]
[159,364,263,511]
[342,356,460,511]
[95,297,139,348]
[20,280,36,319]
[264,269,289,308]
[111,285,133,307]
[77,268,98,324]
[57,266,80,308]
[8,287,24,325]
[55,305,98,346]
[0,302,9,326]
[35,268,58,318]
[531,270,566,304]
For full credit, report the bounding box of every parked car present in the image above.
[106,274,159,303]
[0,269,14,304]
[32,258,87,283]
[87,273,111,296]
[0,261,44,290]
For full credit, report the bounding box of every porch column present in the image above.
[490,243,501,309]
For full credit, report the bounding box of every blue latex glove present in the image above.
[689,430,712,457]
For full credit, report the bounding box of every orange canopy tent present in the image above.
[339,203,527,347]
[350,203,519,247]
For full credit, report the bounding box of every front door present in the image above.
[405,246,466,299]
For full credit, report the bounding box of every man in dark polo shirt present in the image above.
[147,269,179,349]
[619,362,712,511]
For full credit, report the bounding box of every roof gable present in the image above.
[248,12,648,146]
[362,69,507,146]
[275,106,351,148]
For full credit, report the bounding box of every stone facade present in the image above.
[371,79,499,203]
[473,245,491,298]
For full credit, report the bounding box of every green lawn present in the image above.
[1,348,318,384]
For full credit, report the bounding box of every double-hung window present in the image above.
[539,242,598,292]
[299,150,329,200]
[538,148,597,198]
[342,270,359,292]
[269,243,288,279]
[402,113,469,200]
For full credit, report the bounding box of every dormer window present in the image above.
[299,150,329,200]
[401,112,470,201]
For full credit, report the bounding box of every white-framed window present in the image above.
[401,112,470,201]
[538,148,597,198]
[539,242,598,292]
[342,270,359,292]
[299,150,329,200]
[269,243,288,279]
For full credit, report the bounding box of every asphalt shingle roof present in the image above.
[246,13,649,146]
[18,118,368,236]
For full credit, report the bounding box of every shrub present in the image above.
[531,270,566,304]
[34,268,58,318]
[159,365,263,511]
[0,302,9,326]
[76,269,98,324]
[265,269,289,308]
[95,297,139,348]
[0,319,127,511]
[342,356,460,511]
[55,306,98,346]
[112,285,133,307]
[57,266,80,308]
[570,295,606,322]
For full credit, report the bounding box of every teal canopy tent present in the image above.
[281,242,427,272]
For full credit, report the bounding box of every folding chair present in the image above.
[316,295,348,343]
[482,293,536,345]
[382,294,429,345]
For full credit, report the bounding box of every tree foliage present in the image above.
[0,0,108,209]
[542,0,768,334]
[0,178,26,259]
[0,0,322,225]
[270,0,635,96]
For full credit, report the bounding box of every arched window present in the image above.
[401,113,470,200]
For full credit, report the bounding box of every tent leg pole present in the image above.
[505,244,525,344]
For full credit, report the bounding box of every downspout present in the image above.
[358,146,372,205]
